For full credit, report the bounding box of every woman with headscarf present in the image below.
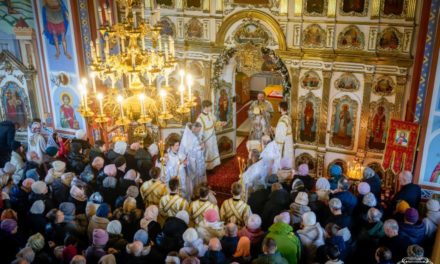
[231,236,251,263]
[140,205,161,243]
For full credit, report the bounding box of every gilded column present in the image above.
[290,67,300,141]
[204,60,212,101]
[358,73,373,151]
[318,71,332,146]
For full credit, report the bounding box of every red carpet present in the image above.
[236,103,250,128]
[207,137,249,204]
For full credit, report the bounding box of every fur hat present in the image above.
[22,178,35,189]
[107,220,122,235]
[114,156,126,168]
[75,129,87,140]
[396,200,410,214]
[52,160,66,172]
[315,177,330,191]
[126,185,139,198]
[93,229,109,246]
[176,210,190,225]
[31,181,48,194]
[133,229,148,246]
[362,192,377,207]
[183,228,198,243]
[1,219,17,234]
[295,191,309,206]
[298,164,309,176]
[26,233,44,252]
[103,176,117,188]
[246,214,262,230]
[26,169,40,181]
[104,164,117,177]
[96,203,110,218]
[89,192,104,204]
[329,198,342,210]
[30,200,45,215]
[114,141,128,155]
[302,211,317,226]
[357,182,371,195]
[405,208,419,224]
[274,212,290,224]
[426,199,440,212]
[204,209,219,223]
[330,164,342,176]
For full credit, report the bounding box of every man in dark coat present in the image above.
[261,183,291,230]
[135,148,153,181]
[248,184,271,216]
[89,140,107,164]
[398,208,426,246]
[380,219,412,263]
[330,177,358,215]
[390,171,421,212]
[363,167,382,203]
[157,216,188,254]
[0,120,15,167]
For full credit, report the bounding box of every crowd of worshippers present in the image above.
[0,120,438,264]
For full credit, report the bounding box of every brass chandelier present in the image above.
[78,0,193,139]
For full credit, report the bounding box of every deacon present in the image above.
[188,185,219,227]
[220,182,252,227]
[179,122,206,199]
[140,167,168,207]
[248,91,274,140]
[274,101,293,169]
[164,139,188,199]
[196,100,226,170]
[159,177,189,220]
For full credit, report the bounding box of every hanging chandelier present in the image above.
[78,0,193,137]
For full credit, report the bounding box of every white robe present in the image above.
[274,114,293,168]
[28,133,46,164]
[179,125,206,199]
[196,112,221,170]
[164,150,188,199]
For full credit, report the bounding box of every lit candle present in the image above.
[164,43,169,61]
[158,37,162,52]
[160,90,167,112]
[117,95,124,119]
[179,84,184,107]
[107,9,112,26]
[139,93,145,116]
[141,3,145,20]
[133,11,137,28]
[187,74,193,103]
[79,84,87,110]
[121,37,125,53]
[179,69,185,85]
[90,72,96,93]
[142,36,146,51]
[96,38,101,59]
[97,93,104,115]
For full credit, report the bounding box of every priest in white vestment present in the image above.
[27,121,47,164]
[179,122,206,199]
[274,101,294,168]
[248,91,274,140]
[196,100,226,170]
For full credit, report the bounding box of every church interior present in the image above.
[1,0,440,263]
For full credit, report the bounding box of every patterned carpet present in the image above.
[207,137,249,204]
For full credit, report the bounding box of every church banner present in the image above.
[382,119,420,173]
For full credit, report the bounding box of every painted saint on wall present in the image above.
[338,26,364,49]
[383,0,405,16]
[42,0,71,59]
[186,18,203,39]
[342,0,365,13]
[60,92,78,129]
[303,24,326,48]
[3,82,27,128]
[186,0,202,8]
[301,71,321,90]
[335,73,360,91]
[378,28,400,50]
[368,105,388,150]
[300,101,316,142]
[374,77,395,95]
[218,88,229,122]
[305,0,326,15]
[331,96,357,148]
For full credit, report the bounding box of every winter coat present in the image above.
[292,175,314,191]
[220,236,239,259]
[379,233,412,263]
[89,147,105,164]
[135,148,153,181]
[124,151,138,172]
[399,222,426,245]
[157,216,187,254]
[28,192,54,214]
[298,223,325,263]
[247,188,270,216]
[45,222,68,246]
[201,250,227,264]
[28,212,47,235]
[262,189,291,230]
[423,211,440,238]
[356,221,385,264]
[252,252,289,264]
[391,183,421,210]
[0,121,15,158]
[124,245,165,264]
[180,237,208,258]
[85,245,106,264]
[238,226,266,258]
[51,178,69,206]
[9,185,29,211]
[330,190,358,215]
[106,150,121,163]
[325,213,352,230]
[147,220,161,243]
[0,229,25,264]
[290,202,311,226]
[87,215,109,241]
[107,233,128,252]
[363,175,381,202]
[266,222,301,264]
[67,152,87,175]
